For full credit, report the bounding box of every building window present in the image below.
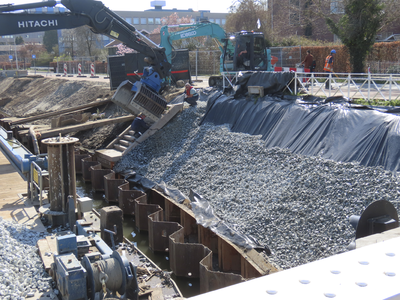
[155,18,161,24]
[330,0,344,14]
[210,18,214,23]
[141,18,147,24]
[133,18,139,24]
[125,18,132,24]
[222,19,226,25]
[148,18,154,24]
[216,19,221,24]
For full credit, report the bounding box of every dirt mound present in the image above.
[0,77,112,117]
[0,76,124,150]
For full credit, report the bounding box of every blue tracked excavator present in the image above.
[159,21,277,87]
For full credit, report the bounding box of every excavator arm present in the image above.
[160,22,228,62]
[0,0,171,81]
[159,21,235,73]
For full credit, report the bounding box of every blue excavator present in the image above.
[0,0,173,120]
[159,21,276,86]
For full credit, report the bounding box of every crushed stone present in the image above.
[115,92,400,270]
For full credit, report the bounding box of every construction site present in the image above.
[1,0,400,299]
[1,67,400,299]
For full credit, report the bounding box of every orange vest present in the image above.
[323,55,333,72]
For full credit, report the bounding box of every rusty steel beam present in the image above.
[104,171,126,204]
[90,164,112,192]
[81,156,98,182]
[118,182,146,215]
[148,209,182,252]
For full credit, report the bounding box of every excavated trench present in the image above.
[3,75,400,295]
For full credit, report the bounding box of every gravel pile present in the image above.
[0,217,56,299]
[115,94,400,270]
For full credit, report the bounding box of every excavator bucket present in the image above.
[112,80,168,124]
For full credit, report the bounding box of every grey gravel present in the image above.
[0,217,55,299]
[115,93,400,270]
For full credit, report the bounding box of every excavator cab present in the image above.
[231,32,269,71]
[221,32,270,72]
[210,31,273,87]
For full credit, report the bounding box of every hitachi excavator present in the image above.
[0,0,171,121]
[159,21,278,87]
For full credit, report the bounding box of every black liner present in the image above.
[201,72,400,172]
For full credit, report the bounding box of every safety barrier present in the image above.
[288,72,400,101]
[30,160,49,206]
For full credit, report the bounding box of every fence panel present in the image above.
[270,46,302,68]
[189,50,221,76]
[288,71,400,102]
[367,61,400,74]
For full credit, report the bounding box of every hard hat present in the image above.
[331,49,336,54]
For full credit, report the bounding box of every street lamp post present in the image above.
[14,38,19,71]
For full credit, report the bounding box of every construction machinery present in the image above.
[159,21,277,86]
[0,0,171,118]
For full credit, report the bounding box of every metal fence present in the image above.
[189,50,221,76]
[366,61,400,74]
[288,71,400,102]
[270,46,302,68]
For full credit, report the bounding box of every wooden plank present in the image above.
[46,235,59,254]
[38,115,136,139]
[8,99,111,125]
[37,238,54,272]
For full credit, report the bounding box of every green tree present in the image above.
[326,0,384,72]
[15,36,24,45]
[43,30,58,53]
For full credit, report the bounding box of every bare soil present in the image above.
[0,75,207,150]
[0,76,128,150]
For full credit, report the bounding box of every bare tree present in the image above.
[269,0,332,42]
[225,0,270,39]
[151,13,208,51]
[61,29,75,57]
[74,26,102,57]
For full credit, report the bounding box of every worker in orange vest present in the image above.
[323,49,336,89]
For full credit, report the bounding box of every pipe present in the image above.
[29,126,40,155]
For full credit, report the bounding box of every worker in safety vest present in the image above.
[323,49,336,89]
[184,83,199,106]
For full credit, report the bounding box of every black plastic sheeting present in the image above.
[121,170,266,251]
[232,71,295,96]
[201,74,400,172]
